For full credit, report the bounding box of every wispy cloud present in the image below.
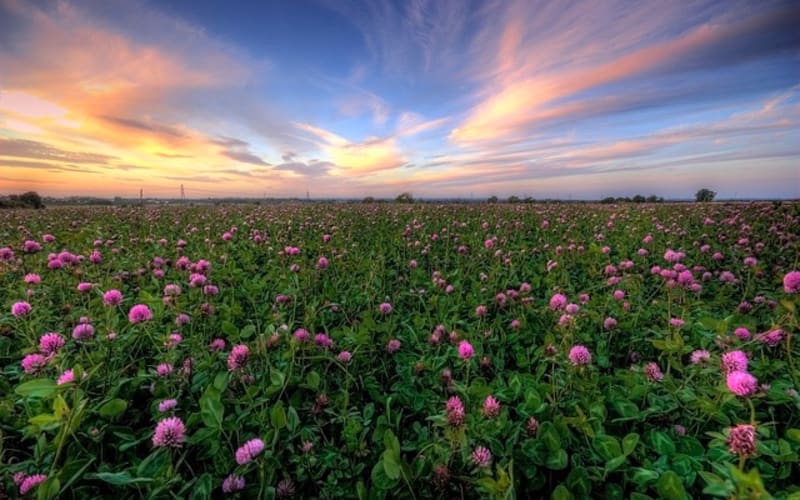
[451,2,800,145]
[0,137,117,164]
[213,137,272,167]
[295,122,407,174]
[323,0,474,76]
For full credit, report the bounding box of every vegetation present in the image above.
[1,202,799,498]
[0,191,45,209]
[696,189,717,203]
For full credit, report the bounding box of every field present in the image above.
[1,202,799,499]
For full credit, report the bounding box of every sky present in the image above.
[0,0,798,200]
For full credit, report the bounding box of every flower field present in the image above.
[1,202,799,499]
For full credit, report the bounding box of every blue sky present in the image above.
[0,0,798,199]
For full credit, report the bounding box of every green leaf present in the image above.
[650,431,676,456]
[566,467,591,496]
[306,371,320,389]
[605,455,627,472]
[703,482,734,498]
[699,470,725,485]
[271,401,286,430]
[29,413,60,426]
[36,476,60,500]
[382,450,401,480]
[630,468,659,488]
[656,471,687,500]
[286,406,299,432]
[523,389,542,413]
[240,324,256,339]
[605,483,625,500]
[594,435,622,461]
[89,472,154,486]
[269,369,285,388]
[98,398,128,419]
[57,459,92,493]
[199,388,224,429]
[221,321,237,336]
[622,433,640,455]
[137,449,170,478]
[357,481,367,500]
[53,394,69,418]
[786,429,800,443]
[611,399,639,419]
[371,461,399,490]
[671,454,696,478]
[552,484,574,500]
[383,429,401,456]
[15,379,57,398]
[189,474,213,500]
[545,449,568,470]
[212,372,229,391]
[651,340,669,351]
[540,422,561,451]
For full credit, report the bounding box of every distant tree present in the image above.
[487,195,499,203]
[633,194,646,203]
[20,192,44,209]
[363,196,376,203]
[0,191,44,209]
[695,188,716,202]
[601,197,616,204]
[395,192,413,203]
[507,195,520,203]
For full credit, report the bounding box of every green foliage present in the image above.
[695,188,716,202]
[0,191,45,209]
[1,202,798,498]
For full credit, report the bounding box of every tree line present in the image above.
[0,191,45,209]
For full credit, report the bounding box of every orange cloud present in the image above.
[295,123,407,174]
[451,5,800,145]
[0,0,263,166]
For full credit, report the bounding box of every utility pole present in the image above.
[139,188,143,206]
[181,184,185,202]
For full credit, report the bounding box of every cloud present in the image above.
[294,122,407,174]
[211,136,271,166]
[161,175,229,183]
[99,115,186,139]
[337,92,391,126]
[273,160,335,177]
[157,152,193,159]
[0,137,117,164]
[211,136,250,148]
[0,0,257,100]
[395,112,449,137]
[221,151,271,167]
[451,2,800,145]
[322,0,473,76]
[0,158,95,173]
[0,0,306,161]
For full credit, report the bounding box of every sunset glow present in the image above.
[1,0,798,199]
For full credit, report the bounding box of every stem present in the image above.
[747,398,756,425]
[258,461,266,499]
